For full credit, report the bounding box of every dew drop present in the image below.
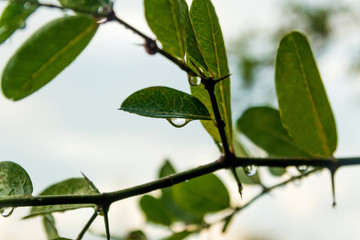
[166,118,191,128]
[1,207,14,217]
[188,76,201,86]
[296,165,308,173]
[293,178,301,187]
[97,6,104,14]
[244,165,257,177]
[23,2,33,9]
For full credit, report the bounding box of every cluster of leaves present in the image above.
[0,0,341,239]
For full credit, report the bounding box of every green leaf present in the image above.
[126,230,147,240]
[275,31,337,157]
[50,238,72,240]
[43,214,60,240]
[0,161,33,198]
[58,0,112,13]
[187,0,232,146]
[158,159,176,178]
[172,173,230,217]
[162,230,194,240]
[145,0,188,59]
[157,160,203,225]
[120,86,212,120]
[25,178,100,218]
[139,195,173,226]
[0,1,38,44]
[237,106,310,158]
[1,15,98,100]
[236,167,261,186]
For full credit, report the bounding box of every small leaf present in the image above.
[172,173,230,217]
[25,178,100,218]
[157,160,203,225]
[237,106,310,158]
[58,0,112,14]
[2,15,98,100]
[43,214,60,240]
[162,230,194,240]
[126,230,147,240]
[120,86,212,120]
[145,0,188,59]
[158,159,176,178]
[139,195,173,226]
[187,0,233,147]
[0,1,38,44]
[275,31,337,157]
[0,161,33,198]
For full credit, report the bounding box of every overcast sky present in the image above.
[1,1,360,240]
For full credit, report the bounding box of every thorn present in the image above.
[230,167,243,199]
[214,73,232,83]
[329,166,339,208]
[102,205,111,240]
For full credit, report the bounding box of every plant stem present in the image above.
[77,211,98,240]
[0,157,359,208]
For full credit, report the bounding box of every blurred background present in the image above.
[0,0,360,239]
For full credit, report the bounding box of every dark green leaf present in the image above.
[236,167,261,186]
[158,159,176,178]
[43,214,60,240]
[2,15,98,100]
[157,160,203,225]
[275,31,337,157]
[126,230,147,240]
[172,173,230,217]
[187,0,233,146]
[139,195,172,226]
[25,178,100,218]
[58,0,112,13]
[120,86,212,120]
[0,1,37,44]
[237,106,310,157]
[145,0,188,59]
[162,230,194,240]
[0,161,33,198]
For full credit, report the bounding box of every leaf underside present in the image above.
[275,31,337,158]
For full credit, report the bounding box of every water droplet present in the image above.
[166,118,191,128]
[23,2,33,9]
[188,76,201,86]
[296,165,308,173]
[244,165,257,177]
[292,178,301,187]
[1,207,14,217]
[97,6,104,14]
[185,180,189,183]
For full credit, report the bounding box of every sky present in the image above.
[1,0,360,240]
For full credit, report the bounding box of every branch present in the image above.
[0,156,359,209]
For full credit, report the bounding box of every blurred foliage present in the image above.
[231,1,359,102]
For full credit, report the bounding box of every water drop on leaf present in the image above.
[188,76,201,86]
[166,118,191,128]
[244,165,257,177]
[296,165,308,173]
[1,207,14,217]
